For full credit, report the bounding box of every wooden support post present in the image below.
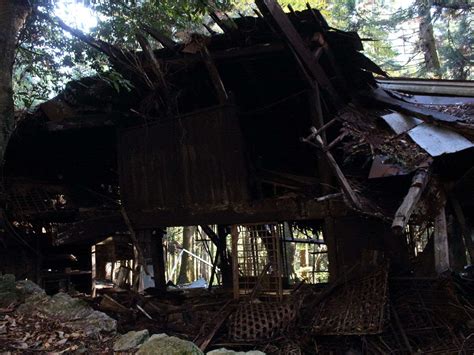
[392,162,432,233]
[434,204,450,273]
[447,214,467,272]
[324,217,338,281]
[151,229,167,291]
[450,197,474,263]
[231,225,239,299]
[121,207,148,275]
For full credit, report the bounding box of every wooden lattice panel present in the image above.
[228,302,297,341]
[231,224,284,300]
[313,264,389,335]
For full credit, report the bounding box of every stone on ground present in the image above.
[114,329,150,351]
[136,333,203,355]
[206,348,266,355]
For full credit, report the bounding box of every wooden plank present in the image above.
[434,204,450,273]
[256,0,343,107]
[391,163,432,233]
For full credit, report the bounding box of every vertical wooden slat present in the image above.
[231,225,240,299]
[434,205,450,273]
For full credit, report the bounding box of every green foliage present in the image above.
[434,6,472,79]
[12,0,473,111]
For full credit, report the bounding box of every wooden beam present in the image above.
[141,24,177,51]
[256,0,343,107]
[392,162,432,233]
[200,225,220,246]
[201,45,228,104]
[434,204,450,273]
[136,32,168,91]
[303,134,362,210]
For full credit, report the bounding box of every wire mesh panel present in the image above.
[231,224,284,300]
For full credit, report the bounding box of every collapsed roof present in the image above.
[3,0,474,272]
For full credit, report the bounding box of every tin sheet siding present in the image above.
[119,105,249,213]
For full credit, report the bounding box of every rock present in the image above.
[16,279,45,298]
[0,274,18,307]
[0,274,15,291]
[114,329,150,351]
[136,333,203,355]
[18,292,116,335]
[206,349,266,355]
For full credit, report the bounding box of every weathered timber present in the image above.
[127,196,349,228]
[195,300,234,351]
[434,204,450,273]
[303,134,362,210]
[231,225,239,300]
[450,197,474,263]
[141,24,177,51]
[256,0,343,107]
[136,33,168,91]
[201,45,228,104]
[120,207,149,275]
[324,131,348,152]
[392,163,431,233]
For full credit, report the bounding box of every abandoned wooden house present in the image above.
[1,0,473,352]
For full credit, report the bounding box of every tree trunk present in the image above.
[417,0,442,77]
[178,226,195,284]
[0,1,30,162]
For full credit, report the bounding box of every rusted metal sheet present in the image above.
[118,105,250,216]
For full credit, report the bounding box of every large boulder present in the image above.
[136,333,203,355]
[114,329,150,351]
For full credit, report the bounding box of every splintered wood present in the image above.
[312,263,389,335]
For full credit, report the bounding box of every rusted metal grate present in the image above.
[231,224,285,300]
[313,263,389,335]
